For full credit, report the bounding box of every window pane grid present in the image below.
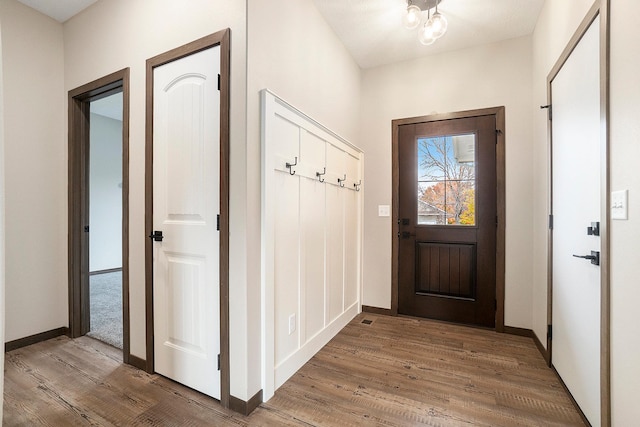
[417,135,476,226]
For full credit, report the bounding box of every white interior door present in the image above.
[551,16,601,425]
[152,46,221,399]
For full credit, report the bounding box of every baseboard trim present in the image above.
[503,326,534,338]
[229,389,263,416]
[5,327,69,352]
[361,305,393,316]
[532,331,550,365]
[89,267,123,276]
[127,354,147,371]
[503,326,550,365]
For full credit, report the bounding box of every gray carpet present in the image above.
[87,271,123,349]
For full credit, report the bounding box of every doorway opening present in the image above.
[86,92,124,349]
[391,107,506,330]
[68,69,130,363]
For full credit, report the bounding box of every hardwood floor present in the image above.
[4,313,584,426]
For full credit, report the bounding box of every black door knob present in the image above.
[149,230,163,242]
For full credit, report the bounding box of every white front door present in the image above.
[152,46,221,399]
[551,15,601,425]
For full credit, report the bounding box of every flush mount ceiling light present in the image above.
[403,0,448,46]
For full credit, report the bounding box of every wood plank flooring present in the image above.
[4,313,584,426]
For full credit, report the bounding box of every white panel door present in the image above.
[152,46,221,399]
[551,16,600,425]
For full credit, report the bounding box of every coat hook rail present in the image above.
[285,157,298,175]
[338,174,346,187]
[316,167,326,183]
[354,180,361,192]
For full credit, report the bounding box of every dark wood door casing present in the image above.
[68,68,131,362]
[144,29,231,408]
[392,107,506,331]
[397,115,497,327]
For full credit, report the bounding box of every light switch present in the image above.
[611,190,628,220]
[378,205,390,217]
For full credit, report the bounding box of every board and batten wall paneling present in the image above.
[261,90,363,401]
[273,172,300,364]
[300,130,326,344]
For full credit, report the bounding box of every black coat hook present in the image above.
[285,157,297,175]
[316,167,326,183]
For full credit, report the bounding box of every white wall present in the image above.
[247,0,362,400]
[360,36,534,328]
[89,113,122,272]
[609,0,640,423]
[0,0,67,342]
[62,0,249,398]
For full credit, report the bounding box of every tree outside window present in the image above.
[417,135,476,226]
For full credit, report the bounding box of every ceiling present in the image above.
[18,0,544,69]
[90,92,123,121]
[312,0,545,68]
[17,0,97,23]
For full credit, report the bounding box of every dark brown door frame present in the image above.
[144,29,231,408]
[391,107,506,331]
[68,68,131,363]
[545,1,610,425]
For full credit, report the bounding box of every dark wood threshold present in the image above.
[362,305,394,316]
[89,267,123,276]
[5,327,68,352]
[552,365,590,427]
[127,354,147,371]
[229,390,263,416]
[503,326,534,338]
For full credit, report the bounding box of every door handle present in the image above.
[149,230,164,242]
[572,251,599,266]
[399,231,416,239]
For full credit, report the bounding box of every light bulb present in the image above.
[418,22,436,45]
[429,11,448,39]
[403,5,422,30]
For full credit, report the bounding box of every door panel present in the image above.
[398,115,496,327]
[152,46,220,399]
[416,243,474,298]
[551,15,601,426]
